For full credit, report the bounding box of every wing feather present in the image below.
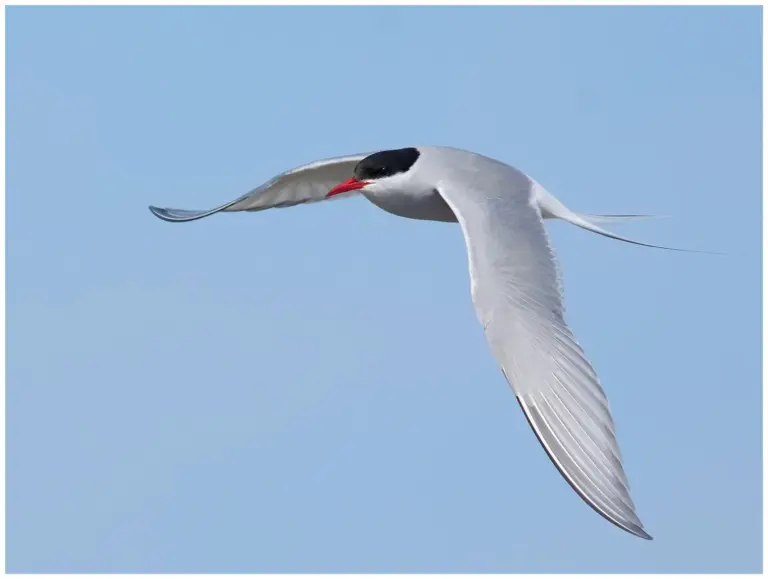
[149,154,367,223]
[432,150,651,540]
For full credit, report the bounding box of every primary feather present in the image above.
[422,147,652,539]
[149,154,366,223]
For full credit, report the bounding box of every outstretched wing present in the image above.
[149,154,367,223]
[435,157,652,540]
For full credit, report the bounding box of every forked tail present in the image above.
[533,184,718,254]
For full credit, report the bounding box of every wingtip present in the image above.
[148,205,173,221]
[148,205,209,223]
[632,527,653,541]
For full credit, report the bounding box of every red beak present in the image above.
[327,177,369,197]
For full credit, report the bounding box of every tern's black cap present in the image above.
[354,147,420,181]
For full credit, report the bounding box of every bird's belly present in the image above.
[362,190,458,223]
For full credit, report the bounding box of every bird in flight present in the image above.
[150,145,692,540]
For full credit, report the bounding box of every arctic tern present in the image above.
[149,145,691,540]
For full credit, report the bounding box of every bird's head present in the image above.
[326,147,427,199]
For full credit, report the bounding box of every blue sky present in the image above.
[6,5,762,573]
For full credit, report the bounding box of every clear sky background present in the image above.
[6,5,762,573]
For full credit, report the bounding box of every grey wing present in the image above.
[149,154,367,223]
[437,169,652,540]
